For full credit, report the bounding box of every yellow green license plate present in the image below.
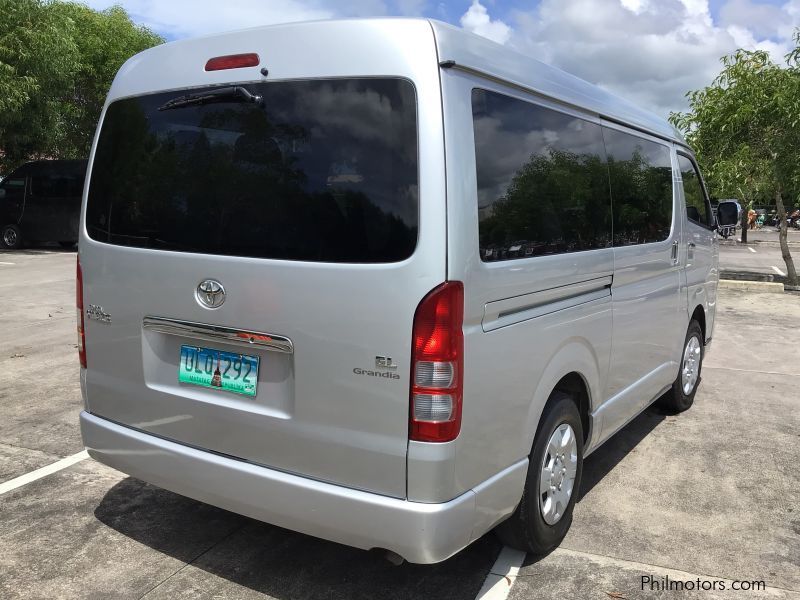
[179,345,259,397]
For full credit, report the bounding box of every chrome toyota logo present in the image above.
[196,279,226,309]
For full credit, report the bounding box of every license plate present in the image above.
[179,345,259,397]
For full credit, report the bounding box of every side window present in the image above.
[30,174,56,197]
[0,177,26,202]
[472,89,612,262]
[678,155,711,227]
[603,128,673,245]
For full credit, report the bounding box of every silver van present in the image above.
[79,19,721,564]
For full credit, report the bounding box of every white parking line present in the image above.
[0,450,88,496]
[0,261,15,265]
[772,265,786,276]
[748,246,756,253]
[475,546,527,600]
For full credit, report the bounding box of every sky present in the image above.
[82,0,800,118]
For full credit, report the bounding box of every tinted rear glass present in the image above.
[87,79,418,262]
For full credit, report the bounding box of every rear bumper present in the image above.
[80,411,526,564]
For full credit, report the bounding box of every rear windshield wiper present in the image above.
[158,86,262,111]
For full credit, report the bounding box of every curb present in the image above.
[718,279,785,293]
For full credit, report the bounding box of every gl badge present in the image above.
[375,356,398,370]
[196,279,226,309]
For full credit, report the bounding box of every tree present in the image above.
[0,0,163,173]
[670,35,800,288]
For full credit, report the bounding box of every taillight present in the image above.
[76,257,86,368]
[410,282,464,443]
[204,53,260,71]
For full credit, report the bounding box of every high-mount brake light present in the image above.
[77,257,87,368]
[204,53,260,72]
[409,282,464,443]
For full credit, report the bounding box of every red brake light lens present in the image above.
[76,257,86,368]
[204,53,260,71]
[410,282,464,443]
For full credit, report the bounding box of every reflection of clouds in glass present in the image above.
[268,79,418,225]
[473,95,605,211]
[603,131,670,166]
[473,89,613,261]
[277,80,415,162]
[87,79,419,263]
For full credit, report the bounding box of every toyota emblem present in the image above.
[196,279,226,309]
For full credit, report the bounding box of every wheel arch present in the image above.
[690,304,707,343]
[523,340,601,457]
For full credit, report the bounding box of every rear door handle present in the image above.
[688,241,696,260]
[671,240,679,265]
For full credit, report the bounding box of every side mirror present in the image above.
[716,201,739,227]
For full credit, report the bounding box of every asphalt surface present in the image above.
[719,227,800,281]
[1,248,799,599]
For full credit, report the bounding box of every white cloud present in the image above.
[505,0,800,118]
[460,0,512,45]
[83,0,335,38]
[82,0,800,120]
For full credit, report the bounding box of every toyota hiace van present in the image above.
[79,19,721,563]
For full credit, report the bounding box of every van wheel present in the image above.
[1,225,23,249]
[659,320,704,413]
[495,392,583,555]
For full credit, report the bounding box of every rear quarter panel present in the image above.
[439,70,613,497]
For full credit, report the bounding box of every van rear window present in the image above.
[86,79,418,263]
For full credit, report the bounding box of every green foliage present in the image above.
[670,30,800,285]
[669,35,800,206]
[0,0,163,172]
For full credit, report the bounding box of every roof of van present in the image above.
[427,20,685,143]
[111,18,685,145]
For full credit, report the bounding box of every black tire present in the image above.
[495,392,584,555]
[1,224,23,249]
[659,320,704,413]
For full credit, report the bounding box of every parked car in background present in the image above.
[714,199,741,238]
[0,159,88,249]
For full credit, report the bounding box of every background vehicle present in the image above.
[0,159,87,249]
[78,19,719,564]
[716,200,741,238]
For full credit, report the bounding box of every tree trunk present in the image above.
[740,204,748,244]
[775,189,798,287]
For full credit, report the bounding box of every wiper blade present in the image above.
[158,86,262,111]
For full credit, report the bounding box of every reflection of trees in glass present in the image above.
[607,148,673,245]
[86,80,418,262]
[678,158,707,225]
[479,149,611,260]
[477,144,674,260]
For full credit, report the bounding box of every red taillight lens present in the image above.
[410,282,464,443]
[76,257,86,368]
[204,53,260,71]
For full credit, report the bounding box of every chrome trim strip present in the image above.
[142,316,294,354]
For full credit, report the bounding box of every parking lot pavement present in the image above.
[0,249,83,482]
[719,227,800,280]
[1,249,799,599]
